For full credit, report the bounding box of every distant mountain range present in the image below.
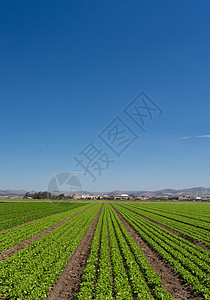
[0,189,31,196]
[1,187,210,197]
[107,187,210,197]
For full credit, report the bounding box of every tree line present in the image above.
[24,192,73,200]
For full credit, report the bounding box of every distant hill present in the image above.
[0,189,29,196]
[1,187,210,198]
[108,187,210,197]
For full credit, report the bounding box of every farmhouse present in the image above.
[114,194,129,200]
[81,194,98,200]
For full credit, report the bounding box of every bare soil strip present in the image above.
[112,205,203,300]
[120,205,210,251]
[0,205,94,262]
[46,205,103,300]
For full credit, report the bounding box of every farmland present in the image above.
[0,202,209,299]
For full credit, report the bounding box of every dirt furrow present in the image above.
[120,204,210,251]
[46,205,103,300]
[0,205,94,262]
[112,205,203,300]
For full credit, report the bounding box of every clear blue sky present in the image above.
[1,0,210,192]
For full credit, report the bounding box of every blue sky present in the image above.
[1,0,210,192]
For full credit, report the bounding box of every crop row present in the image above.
[136,203,210,224]
[123,203,210,247]
[0,203,85,230]
[121,206,210,271]
[77,204,172,299]
[107,207,133,299]
[76,205,104,299]
[94,206,113,299]
[127,203,210,231]
[109,206,172,300]
[0,202,49,217]
[114,204,210,299]
[0,203,92,254]
[0,202,80,217]
[0,204,101,299]
[77,205,113,299]
[77,205,136,299]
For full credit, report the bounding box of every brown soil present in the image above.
[0,205,94,262]
[46,205,103,300]
[112,205,203,300]
[120,205,210,251]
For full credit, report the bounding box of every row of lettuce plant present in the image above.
[110,205,173,300]
[126,202,210,231]
[0,203,92,253]
[0,204,101,299]
[123,203,210,247]
[0,202,84,220]
[128,203,210,232]
[0,202,57,218]
[107,205,133,299]
[117,205,210,283]
[76,206,104,299]
[114,204,210,299]
[94,205,113,299]
[77,204,133,300]
[121,205,210,265]
[0,212,82,282]
[0,205,99,292]
[77,204,174,299]
[133,203,210,224]
[0,203,85,230]
[109,206,155,299]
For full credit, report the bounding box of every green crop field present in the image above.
[0,202,209,299]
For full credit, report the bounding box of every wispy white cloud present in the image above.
[180,136,192,139]
[180,135,210,139]
[196,135,210,138]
